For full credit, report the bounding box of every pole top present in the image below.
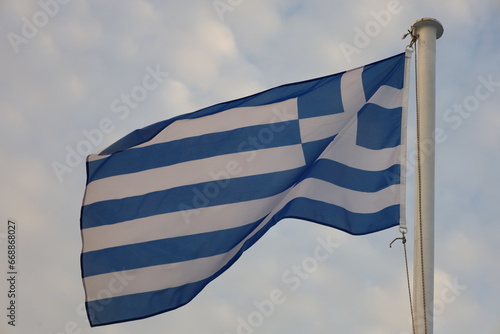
[412,17,444,39]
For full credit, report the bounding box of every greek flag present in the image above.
[81,53,408,326]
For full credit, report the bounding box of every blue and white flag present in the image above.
[81,53,408,326]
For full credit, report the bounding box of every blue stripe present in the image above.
[362,53,405,101]
[82,167,306,229]
[297,74,343,119]
[88,121,300,183]
[82,219,263,277]
[357,104,402,150]
[280,197,399,235]
[301,136,336,165]
[86,274,216,326]
[304,159,400,192]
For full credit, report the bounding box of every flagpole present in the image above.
[411,18,443,334]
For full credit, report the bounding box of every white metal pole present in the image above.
[412,18,443,334]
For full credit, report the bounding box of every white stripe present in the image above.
[322,123,401,171]
[299,113,352,143]
[84,144,305,206]
[84,253,228,302]
[291,178,400,213]
[399,50,412,230]
[341,67,366,114]
[84,178,399,301]
[134,98,299,149]
[82,193,287,252]
[368,85,403,109]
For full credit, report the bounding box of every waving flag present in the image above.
[81,53,408,326]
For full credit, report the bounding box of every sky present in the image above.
[1,0,499,333]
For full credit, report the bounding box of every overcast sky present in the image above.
[1,0,499,333]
